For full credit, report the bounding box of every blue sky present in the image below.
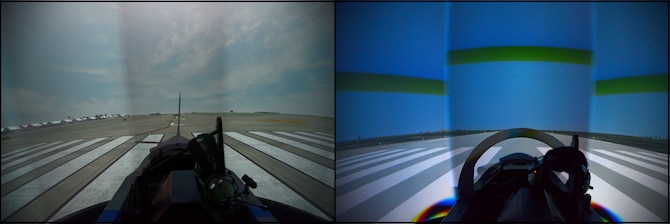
[336,2,444,81]
[335,2,667,141]
[448,2,592,51]
[594,2,668,80]
[1,2,334,127]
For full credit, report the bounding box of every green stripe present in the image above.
[594,74,668,96]
[336,72,447,95]
[448,46,592,65]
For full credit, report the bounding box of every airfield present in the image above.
[336,131,668,222]
[1,112,334,222]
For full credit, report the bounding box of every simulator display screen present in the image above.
[336,2,667,223]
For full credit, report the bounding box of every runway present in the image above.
[1,113,334,222]
[336,132,668,222]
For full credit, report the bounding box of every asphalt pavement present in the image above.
[1,113,334,222]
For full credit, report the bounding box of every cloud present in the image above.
[103,52,122,59]
[147,3,222,69]
[2,2,334,126]
[55,66,109,76]
[52,64,127,87]
[1,86,57,125]
[61,95,130,118]
[3,87,56,111]
[211,2,333,116]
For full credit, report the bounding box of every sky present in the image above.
[1,2,334,127]
[336,2,444,81]
[335,2,667,141]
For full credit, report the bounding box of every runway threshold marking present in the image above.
[638,151,668,160]
[1,141,64,163]
[648,151,668,157]
[1,136,133,221]
[541,146,667,220]
[588,172,663,222]
[339,142,666,222]
[580,149,668,197]
[335,147,472,216]
[378,161,465,222]
[473,146,502,180]
[251,132,334,160]
[2,138,108,185]
[616,150,667,165]
[1,143,46,158]
[219,131,333,220]
[337,148,427,175]
[3,130,334,222]
[50,132,333,222]
[593,149,667,175]
[225,132,334,188]
[274,131,334,148]
[337,147,447,187]
[296,132,333,141]
[337,148,403,167]
[48,134,163,222]
[223,143,330,221]
[315,132,334,138]
[1,140,82,171]
[195,131,332,220]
